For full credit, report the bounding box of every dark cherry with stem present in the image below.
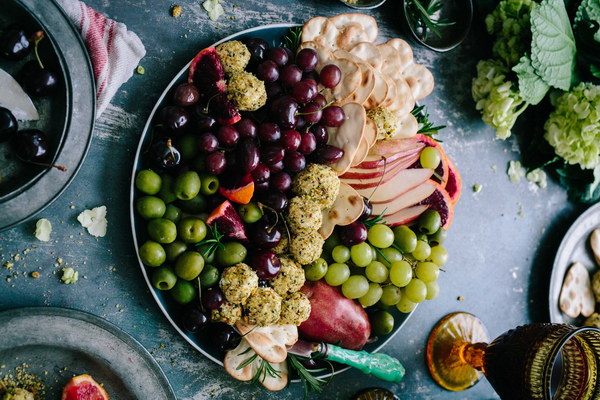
[0,107,18,142]
[20,31,59,96]
[10,129,66,171]
[0,25,32,60]
[252,250,281,279]
[150,138,181,170]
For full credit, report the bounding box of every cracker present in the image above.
[376,43,402,78]
[386,76,413,115]
[319,182,364,238]
[364,69,389,109]
[327,102,366,174]
[350,136,370,167]
[322,57,362,105]
[333,50,376,105]
[235,321,298,363]
[559,262,595,318]
[297,41,334,70]
[329,13,378,43]
[362,117,378,148]
[385,38,414,71]
[348,42,382,70]
[403,62,434,101]
[392,112,419,139]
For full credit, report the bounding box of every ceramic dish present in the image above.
[0,307,176,399]
[0,0,95,231]
[129,23,416,378]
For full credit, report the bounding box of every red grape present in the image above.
[272,96,299,129]
[257,60,279,82]
[296,48,318,72]
[270,172,291,192]
[251,163,271,183]
[320,64,342,88]
[300,102,322,124]
[206,151,227,174]
[235,118,258,139]
[299,132,317,154]
[267,47,289,66]
[284,151,306,172]
[217,125,240,147]
[280,64,302,87]
[198,133,219,153]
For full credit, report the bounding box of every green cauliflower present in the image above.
[485,0,534,67]
[544,83,600,169]
[472,59,528,139]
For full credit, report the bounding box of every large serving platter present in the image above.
[0,307,176,399]
[549,202,600,324]
[0,0,95,231]
[130,23,416,378]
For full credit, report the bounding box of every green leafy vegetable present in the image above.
[576,0,600,26]
[485,0,534,67]
[513,55,550,105]
[544,82,600,170]
[287,354,332,398]
[530,0,576,91]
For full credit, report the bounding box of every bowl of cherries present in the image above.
[0,0,95,231]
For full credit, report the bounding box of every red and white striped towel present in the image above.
[56,0,146,116]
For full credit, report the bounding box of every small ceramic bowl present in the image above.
[401,0,474,52]
[337,0,387,10]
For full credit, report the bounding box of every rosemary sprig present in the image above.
[282,26,303,53]
[405,0,455,41]
[287,354,332,398]
[250,359,282,385]
[363,211,387,229]
[412,105,446,140]
[195,224,225,259]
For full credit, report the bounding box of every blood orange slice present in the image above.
[445,157,462,206]
[417,181,454,229]
[61,375,109,400]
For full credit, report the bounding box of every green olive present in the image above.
[170,279,197,304]
[136,196,166,219]
[370,310,395,335]
[147,218,177,244]
[178,195,207,214]
[177,217,207,243]
[135,169,162,195]
[417,209,441,235]
[152,267,177,290]
[238,202,263,223]
[428,228,447,246]
[173,171,201,201]
[139,240,166,267]
[165,241,188,263]
[158,174,177,204]
[199,173,220,195]
[199,264,220,287]
[177,134,199,161]
[163,204,182,223]
[216,242,247,266]
[174,251,205,280]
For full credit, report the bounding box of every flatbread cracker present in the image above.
[559,262,595,318]
[590,228,600,266]
[364,69,389,109]
[235,321,298,363]
[385,38,414,71]
[403,62,434,101]
[224,340,289,391]
[376,43,402,78]
[329,13,378,43]
[327,103,366,174]
[348,42,382,70]
[333,50,376,105]
[319,182,363,238]
[393,112,419,139]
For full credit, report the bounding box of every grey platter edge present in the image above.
[0,0,95,232]
[549,202,600,324]
[0,306,177,400]
[129,23,417,382]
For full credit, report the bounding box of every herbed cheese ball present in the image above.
[243,287,282,326]
[592,270,600,302]
[215,40,251,75]
[292,164,340,210]
[212,301,242,325]
[367,107,398,140]
[290,231,325,265]
[279,292,311,325]
[219,263,258,304]
[227,71,267,112]
[272,233,289,255]
[286,196,322,234]
[270,256,305,295]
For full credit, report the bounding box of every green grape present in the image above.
[371,310,394,335]
[428,245,448,266]
[389,260,412,288]
[412,240,431,261]
[425,281,440,300]
[404,278,427,303]
[365,261,388,283]
[367,224,395,248]
[325,263,350,286]
[428,228,447,246]
[417,210,441,235]
[305,258,328,281]
[350,242,372,267]
[323,230,341,255]
[393,225,417,253]
[370,245,378,261]
[396,290,418,313]
[415,262,439,283]
[359,283,383,307]
[376,247,403,268]
[380,285,402,306]
[341,275,370,299]
[332,245,351,263]
[419,146,441,169]
[416,232,429,242]
[403,252,416,262]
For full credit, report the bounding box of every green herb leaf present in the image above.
[283,27,303,54]
[530,0,576,91]
[287,354,332,398]
[513,55,550,105]
[592,64,600,78]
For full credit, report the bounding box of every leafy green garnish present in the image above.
[283,27,303,54]
[287,354,332,398]
[404,0,455,42]
[195,224,225,259]
[411,105,446,140]
[513,55,549,105]
[530,0,576,91]
[364,211,386,229]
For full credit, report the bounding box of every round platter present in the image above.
[0,307,176,399]
[130,24,416,378]
[0,0,95,231]
[549,202,600,324]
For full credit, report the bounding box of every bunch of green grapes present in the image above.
[305,209,448,315]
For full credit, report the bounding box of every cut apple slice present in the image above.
[342,152,420,188]
[371,180,437,216]
[354,142,423,169]
[341,151,420,180]
[385,204,429,226]
[353,167,433,200]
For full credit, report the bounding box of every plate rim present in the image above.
[0,306,177,400]
[548,202,600,323]
[129,23,416,378]
[0,0,96,232]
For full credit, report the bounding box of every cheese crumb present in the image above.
[61,268,78,284]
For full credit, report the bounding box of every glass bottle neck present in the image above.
[460,342,487,371]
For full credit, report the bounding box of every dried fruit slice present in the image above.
[207,200,247,240]
[188,47,226,98]
[219,174,254,204]
[62,375,109,400]
[209,92,241,125]
[445,157,462,206]
[416,181,454,229]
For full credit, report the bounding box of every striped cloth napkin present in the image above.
[56,0,146,116]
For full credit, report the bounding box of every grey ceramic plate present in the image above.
[0,0,95,231]
[549,202,600,324]
[0,307,176,399]
[130,24,416,380]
